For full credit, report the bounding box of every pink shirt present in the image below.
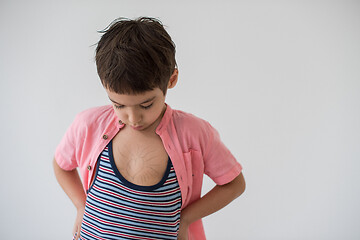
[55,104,242,239]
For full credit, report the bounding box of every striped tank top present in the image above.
[78,140,182,240]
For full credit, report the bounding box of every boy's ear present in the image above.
[167,69,178,89]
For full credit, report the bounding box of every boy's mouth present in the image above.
[130,125,143,130]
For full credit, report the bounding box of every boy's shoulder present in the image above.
[169,108,220,153]
[171,108,215,135]
[76,105,113,118]
[172,108,208,126]
[73,105,115,128]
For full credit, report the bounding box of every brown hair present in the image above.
[95,17,177,95]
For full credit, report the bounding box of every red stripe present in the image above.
[88,192,181,217]
[82,221,160,240]
[83,211,177,236]
[93,185,181,207]
[81,228,107,240]
[86,201,180,227]
[98,166,114,175]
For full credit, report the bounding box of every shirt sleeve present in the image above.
[203,122,242,185]
[54,113,85,171]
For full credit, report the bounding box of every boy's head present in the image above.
[95,17,177,96]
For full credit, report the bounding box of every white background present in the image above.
[1,0,359,239]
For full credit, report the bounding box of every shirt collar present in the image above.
[111,106,125,130]
[156,103,172,135]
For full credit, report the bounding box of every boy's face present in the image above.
[106,88,167,132]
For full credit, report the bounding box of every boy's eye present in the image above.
[141,103,153,109]
[114,104,152,110]
[114,105,125,109]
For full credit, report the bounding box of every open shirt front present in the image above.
[55,104,242,239]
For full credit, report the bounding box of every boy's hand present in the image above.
[177,173,246,240]
[72,207,85,240]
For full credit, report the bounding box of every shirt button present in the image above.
[102,134,108,140]
[87,165,91,170]
[119,120,123,125]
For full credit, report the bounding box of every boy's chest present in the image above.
[111,129,169,186]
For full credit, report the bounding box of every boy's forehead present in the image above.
[106,88,163,105]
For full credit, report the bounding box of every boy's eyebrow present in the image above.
[108,96,156,105]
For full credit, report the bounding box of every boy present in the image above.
[53,17,245,240]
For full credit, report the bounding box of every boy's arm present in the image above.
[53,158,86,209]
[53,158,86,239]
[178,172,246,239]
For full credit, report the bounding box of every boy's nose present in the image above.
[127,110,141,125]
